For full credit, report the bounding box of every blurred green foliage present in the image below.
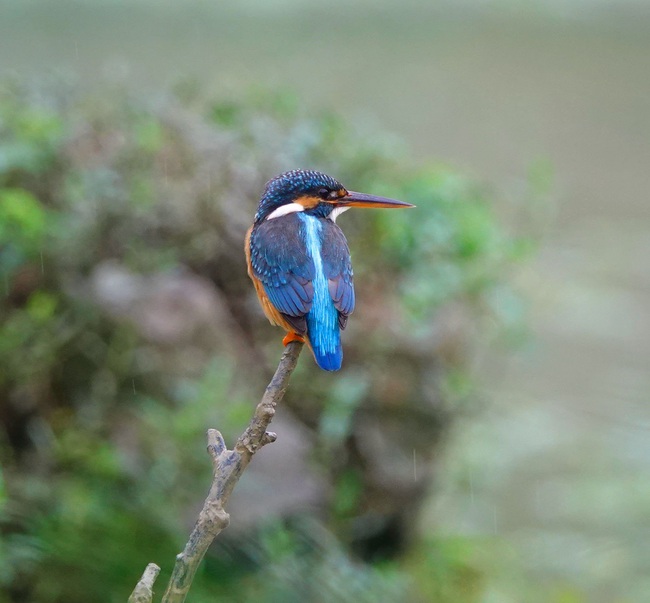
[0,80,531,602]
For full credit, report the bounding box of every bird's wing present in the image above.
[249,214,315,333]
[320,219,355,330]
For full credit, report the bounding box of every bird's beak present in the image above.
[335,191,415,209]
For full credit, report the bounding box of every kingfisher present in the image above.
[245,169,414,371]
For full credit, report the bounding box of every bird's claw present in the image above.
[282,332,305,346]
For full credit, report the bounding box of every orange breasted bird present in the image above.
[246,169,414,371]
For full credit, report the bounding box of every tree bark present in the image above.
[128,341,304,603]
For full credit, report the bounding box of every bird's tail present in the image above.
[306,313,343,371]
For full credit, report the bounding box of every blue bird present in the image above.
[246,170,414,371]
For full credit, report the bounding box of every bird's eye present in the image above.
[318,188,330,199]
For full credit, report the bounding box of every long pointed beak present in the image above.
[336,191,415,209]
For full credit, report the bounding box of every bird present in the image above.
[245,169,414,371]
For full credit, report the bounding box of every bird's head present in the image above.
[254,169,414,223]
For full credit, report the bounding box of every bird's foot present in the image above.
[283,332,305,346]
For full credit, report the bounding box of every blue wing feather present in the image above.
[321,220,355,320]
[249,213,355,371]
[250,214,313,333]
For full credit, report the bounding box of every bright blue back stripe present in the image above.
[300,214,342,371]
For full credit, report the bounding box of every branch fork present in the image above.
[129,341,304,603]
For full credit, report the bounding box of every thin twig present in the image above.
[129,564,161,603]
[129,341,304,603]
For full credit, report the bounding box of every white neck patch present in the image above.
[266,202,305,220]
[329,206,350,223]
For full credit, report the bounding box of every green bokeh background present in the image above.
[1,2,649,602]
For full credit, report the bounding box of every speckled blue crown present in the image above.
[255,170,344,222]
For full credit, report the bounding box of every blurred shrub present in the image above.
[0,80,531,602]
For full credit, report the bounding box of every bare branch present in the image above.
[131,340,304,603]
[129,563,161,603]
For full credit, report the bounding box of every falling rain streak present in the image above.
[469,470,475,506]
[413,449,417,482]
